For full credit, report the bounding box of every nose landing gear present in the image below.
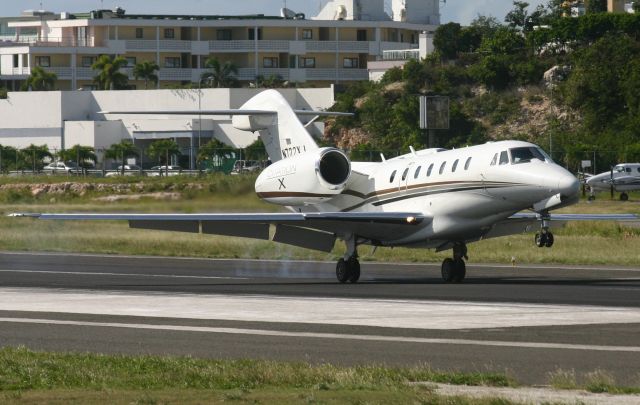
[441,242,467,283]
[535,212,554,248]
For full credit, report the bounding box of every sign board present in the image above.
[419,96,450,130]
[581,160,591,169]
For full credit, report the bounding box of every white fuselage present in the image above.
[280,140,579,248]
[586,163,640,192]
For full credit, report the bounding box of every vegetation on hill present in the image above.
[327,1,640,171]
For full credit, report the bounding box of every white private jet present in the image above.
[11,90,638,283]
[586,163,640,201]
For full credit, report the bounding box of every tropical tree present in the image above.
[0,145,18,172]
[92,55,129,90]
[133,60,159,89]
[147,139,181,176]
[586,0,607,14]
[196,139,228,165]
[105,140,139,175]
[20,144,52,172]
[201,57,239,88]
[22,66,57,91]
[58,145,97,174]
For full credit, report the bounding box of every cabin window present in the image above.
[439,162,446,175]
[510,147,546,164]
[427,163,434,177]
[452,159,459,172]
[389,170,396,183]
[414,166,421,178]
[637,168,640,173]
[499,151,509,165]
[490,153,498,166]
[626,167,632,173]
[402,168,409,181]
[464,157,472,170]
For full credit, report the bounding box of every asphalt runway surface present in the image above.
[0,251,639,385]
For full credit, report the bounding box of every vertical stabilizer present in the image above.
[232,90,319,162]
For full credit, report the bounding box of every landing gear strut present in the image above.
[336,234,360,283]
[620,192,629,201]
[441,242,467,283]
[535,212,554,248]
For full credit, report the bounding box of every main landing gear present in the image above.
[441,242,467,283]
[535,212,554,248]
[336,234,360,283]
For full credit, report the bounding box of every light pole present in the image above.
[196,77,213,170]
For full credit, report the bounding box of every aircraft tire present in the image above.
[535,233,547,248]
[545,232,554,248]
[347,258,361,283]
[441,258,455,283]
[621,193,629,201]
[336,259,350,283]
[452,259,466,283]
[588,195,595,201]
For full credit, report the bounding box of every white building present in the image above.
[0,87,334,167]
[0,0,439,90]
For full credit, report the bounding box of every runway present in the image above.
[0,251,639,385]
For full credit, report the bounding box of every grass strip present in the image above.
[0,347,520,404]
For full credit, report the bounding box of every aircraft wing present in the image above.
[11,212,427,253]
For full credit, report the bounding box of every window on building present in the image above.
[464,157,472,170]
[300,57,315,68]
[35,56,50,67]
[248,28,263,40]
[357,29,367,41]
[343,58,358,68]
[427,163,434,177]
[439,162,446,175]
[13,54,19,68]
[263,57,278,68]
[389,170,396,183]
[135,28,144,39]
[125,57,137,67]
[164,28,175,39]
[452,159,459,172]
[81,56,96,67]
[217,29,232,40]
[302,29,312,39]
[414,166,421,179]
[164,57,181,68]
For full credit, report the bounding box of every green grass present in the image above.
[0,347,517,404]
[0,178,639,265]
[547,369,640,395]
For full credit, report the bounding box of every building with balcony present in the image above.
[0,0,439,90]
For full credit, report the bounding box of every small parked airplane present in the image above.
[585,163,640,201]
[11,90,638,283]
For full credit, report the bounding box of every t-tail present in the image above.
[232,89,320,162]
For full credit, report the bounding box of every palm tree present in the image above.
[147,139,181,176]
[105,140,139,175]
[201,57,239,88]
[20,144,52,173]
[22,66,57,91]
[92,55,129,90]
[133,61,159,89]
[58,145,97,174]
[0,145,18,173]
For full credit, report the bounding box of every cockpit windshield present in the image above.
[509,147,549,164]
[615,165,624,173]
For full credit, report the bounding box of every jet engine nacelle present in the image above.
[255,148,351,206]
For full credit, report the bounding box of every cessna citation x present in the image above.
[12,90,638,283]
[586,163,640,201]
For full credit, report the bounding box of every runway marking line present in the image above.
[0,269,248,280]
[1,317,639,353]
